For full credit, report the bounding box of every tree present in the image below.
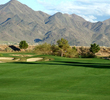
[57,38,70,57]
[51,44,59,55]
[19,40,28,50]
[57,38,69,49]
[90,43,100,54]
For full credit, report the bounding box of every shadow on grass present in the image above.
[53,61,110,69]
[13,59,110,69]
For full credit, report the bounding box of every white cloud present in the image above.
[36,0,110,22]
[80,15,97,22]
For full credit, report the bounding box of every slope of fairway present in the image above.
[0,56,110,100]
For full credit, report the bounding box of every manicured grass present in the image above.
[0,55,110,100]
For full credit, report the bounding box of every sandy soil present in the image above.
[27,58,43,62]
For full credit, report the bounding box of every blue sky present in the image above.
[0,0,110,22]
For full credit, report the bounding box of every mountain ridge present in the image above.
[0,0,110,46]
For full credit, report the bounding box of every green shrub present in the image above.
[51,45,60,56]
[64,47,78,58]
[90,43,100,54]
[34,43,51,55]
[81,52,96,58]
[19,40,28,50]
[72,46,77,51]
[79,46,96,58]
[5,47,13,52]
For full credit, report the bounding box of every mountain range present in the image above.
[0,0,110,46]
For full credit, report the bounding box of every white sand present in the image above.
[27,58,43,62]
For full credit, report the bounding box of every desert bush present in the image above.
[34,38,78,58]
[64,47,78,58]
[79,46,96,58]
[80,52,96,58]
[5,47,13,52]
[80,46,88,54]
[0,48,3,51]
[34,43,51,55]
[51,44,60,56]
[51,44,78,58]
[72,46,77,51]
[51,38,78,58]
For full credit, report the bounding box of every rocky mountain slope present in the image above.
[0,0,110,46]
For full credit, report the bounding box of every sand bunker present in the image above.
[11,54,33,57]
[0,57,14,60]
[0,57,43,62]
[27,58,43,62]
[0,57,14,63]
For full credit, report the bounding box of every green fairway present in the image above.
[0,55,110,100]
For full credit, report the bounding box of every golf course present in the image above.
[0,53,110,100]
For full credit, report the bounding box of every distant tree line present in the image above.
[0,39,100,57]
[33,38,100,58]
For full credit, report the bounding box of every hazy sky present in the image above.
[0,0,110,22]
